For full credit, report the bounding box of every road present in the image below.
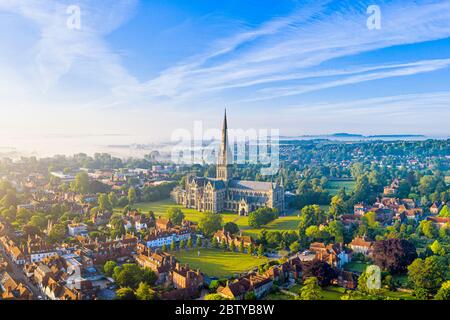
[0,247,42,298]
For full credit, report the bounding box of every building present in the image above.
[68,223,88,237]
[170,262,203,290]
[309,242,350,269]
[217,273,273,300]
[171,110,284,215]
[213,229,254,248]
[26,235,58,263]
[135,250,176,277]
[349,236,373,257]
[383,179,399,195]
[430,202,442,215]
[427,216,450,228]
[0,272,33,300]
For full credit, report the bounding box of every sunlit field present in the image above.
[173,248,269,278]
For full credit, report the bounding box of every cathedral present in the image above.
[171,111,284,215]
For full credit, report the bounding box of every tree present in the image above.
[372,239,417,274]
[179,240,185,250]
[244,291,256,300]
[187,237,193,248]
[128,187,137,204]
[223,222,239,235]
[302,260,335,286]
[435,281,450,300]
[328,195,346,219]
[48,223,66,242]
[198,211,223,237]
[299,277,322,300]
[196,235,202,248]
[29,215,47,229]
[115,287,136,300]
[248,208,279,228]
[135,282,157,300]
[170,241,176,251]
[72,171,90,194]
[239,241,244,253]
[104,261,118,277]
[326,220,344,243]
[98,193,112,212]
[208,280,220,292]
[430,240,446,256]
[298,205,326,231]
[248,243,254,255]
[142,269,157,285]
[113,264,145,289]
[221,238,227,250]
[419,220,437,238]
[408,256,448,297]
[257,244,264,257]
[204,293,230,300]
[167,207,185,225]
[211,236,218,248]
[161,243,167,252]
[108,192,118,208]
[289,241,300,253]
[438,205,449,217]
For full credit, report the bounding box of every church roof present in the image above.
[228,180,274,191]
[189,176,226,190]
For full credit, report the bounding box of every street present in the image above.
[0,247,42,298]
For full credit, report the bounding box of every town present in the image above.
[0,113,449,301]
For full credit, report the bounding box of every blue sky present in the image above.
[1,0,450,148]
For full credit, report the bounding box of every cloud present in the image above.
[133,0,450,105]
[0,0,138,91]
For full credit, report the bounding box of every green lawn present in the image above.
[288,284,346,300]
[383,290,416,300]
[325,180,356,195]
[173,248,269,277]
[240,215,301,237]
[130,199,237,224]
[264,292,295,300]
[343,261,369,273]
[131,199,301,238]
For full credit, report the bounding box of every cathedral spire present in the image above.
[223,108,228,132]
[217,109,232,181]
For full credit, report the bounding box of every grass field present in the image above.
[131,199,238,224]
[288,284,346,300]
[173,248,269,277]
[343,261,369,273]
[264,292,295,300]
[131,199,301,237]
[240,215,301,237]
[325,180,356,195]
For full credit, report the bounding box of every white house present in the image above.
[68,223,88,237]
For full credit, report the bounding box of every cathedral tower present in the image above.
[217,109,232,181]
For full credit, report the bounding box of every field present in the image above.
[131,199,238,224]
[173,248,269,278]
[131,199,301,237]
[343,261,369,273]
[325,179,356,195]
[239,215,301,237]
[288,284,346,300]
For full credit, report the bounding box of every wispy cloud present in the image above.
[131,0,450,105]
